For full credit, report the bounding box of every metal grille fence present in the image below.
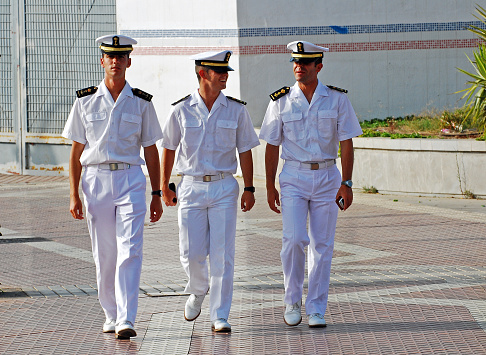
[0,1,13,133]
[24,0,116,134]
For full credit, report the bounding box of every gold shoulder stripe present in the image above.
[226,96,247,105]
[326,85,348,93]
[269,86,290,101]
[132,88,153,102]
[76,86,97,98]
[171,94,191,106]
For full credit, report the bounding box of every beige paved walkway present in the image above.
[1,174,486,354]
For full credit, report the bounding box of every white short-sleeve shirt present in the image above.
[162,90,260,176]
[259,80,362,162]
[62,80,163,166]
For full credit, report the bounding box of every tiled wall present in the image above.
[119,1,484,124]
[123,21,484,38]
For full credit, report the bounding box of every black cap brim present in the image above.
[210,66,234,73]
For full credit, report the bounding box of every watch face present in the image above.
[343,180,353,187]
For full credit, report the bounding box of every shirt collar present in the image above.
[315,80,328,97]
[96,80,133,99]
[290,80,328,100]
[190,90,226,108]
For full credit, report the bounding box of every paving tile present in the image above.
[1,174,486,353]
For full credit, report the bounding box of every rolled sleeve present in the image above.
[161,108,182,151]
[62,99,87,144]
[141,101,163,148]
[235,106,260,153]
[259,100,282,146]
[337,94,363,141]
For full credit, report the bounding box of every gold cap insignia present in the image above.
[297,42,304,53]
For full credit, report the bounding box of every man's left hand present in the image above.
[149,196,163,222]
[335,185,353,211]
[241,191,255,212]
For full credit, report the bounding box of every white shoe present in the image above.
[115,321,137,339]
[284,300,302,326]
[184,294,205,321]
[211,318,231,332]
[102,319,116,333]
[308,313,327,328]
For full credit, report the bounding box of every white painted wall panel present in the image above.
[117,0,238,30]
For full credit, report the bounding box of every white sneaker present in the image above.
[308,313,327,328]
[115,321,137,339]
[211,318,231,332]
[102,319,116,333]
[284,300,302,326]
[184,294,205,321]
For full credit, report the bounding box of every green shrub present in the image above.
[456,5,486,131]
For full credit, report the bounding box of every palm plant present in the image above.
[456,5,486,131]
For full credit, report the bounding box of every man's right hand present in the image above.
[70,195,84,220]
[266,186,281,214]
[162,187,177,207]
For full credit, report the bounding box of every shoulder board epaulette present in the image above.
[226,96,247,105]
[269,86,290,101]
[326,85,348,93]
[132,88,153,102]
[171,94,191,106]
[76,86,97,98]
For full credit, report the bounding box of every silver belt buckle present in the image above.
[310,163,319,170]
[109,163,119,171]
[203,175,211,182]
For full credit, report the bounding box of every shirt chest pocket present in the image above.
[282,112,305,141]
[317,110,337,139]
[85,112,107,142]
[182,118,202,147]
[216,119,237,149]
[119,113,142,141]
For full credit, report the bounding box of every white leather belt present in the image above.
[183,172,230,182]
[285,160,336,170]
[89,163,131,171]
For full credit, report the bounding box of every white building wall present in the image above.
[117,0,240,129]
[236,0,481,124]
[117,0,483,126]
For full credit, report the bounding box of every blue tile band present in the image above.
[121,21,486,38]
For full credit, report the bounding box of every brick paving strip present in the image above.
[0,174,485,353]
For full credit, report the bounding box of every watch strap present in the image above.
[341,180,353,188]
[151,190,162,196]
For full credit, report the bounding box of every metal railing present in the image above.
[0,0,116,174]
[24,0,116,134]
[0,1,13,133]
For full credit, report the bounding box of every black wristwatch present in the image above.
[341,180,353,188]
[151,190,162,197]
[244,186,255,193]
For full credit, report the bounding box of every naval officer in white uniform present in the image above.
[161,50,260,332]
[260,40,362,328]
[63,34,163,339]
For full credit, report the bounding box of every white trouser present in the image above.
[177,175,239,321]
[279,162,341,316]
[82,165,146,325]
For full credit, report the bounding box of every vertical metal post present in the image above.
[11,0,26,174]
[18,0,27,173]
[11,0,20,174]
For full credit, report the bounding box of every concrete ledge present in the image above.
[252,133,486,198]
[355,137,486,153]
[353,137,486,198]
[4,130,485,198]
